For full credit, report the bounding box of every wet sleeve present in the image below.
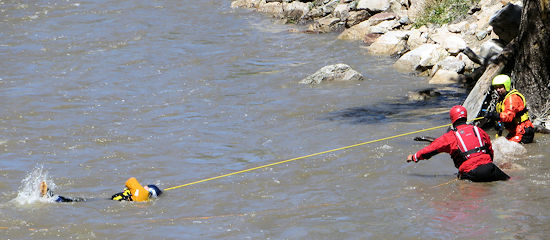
[413,133,453,161]
[56,195,86,202]
[125,177,149,202]
[500,94,525,123]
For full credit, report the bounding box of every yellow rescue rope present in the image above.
[163,117,484,191]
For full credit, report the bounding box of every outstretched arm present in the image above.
[406,133,453,163]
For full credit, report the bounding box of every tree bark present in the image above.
[512,0,550,120]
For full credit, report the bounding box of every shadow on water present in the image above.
[408,173,457,178]
[323,88,467,125]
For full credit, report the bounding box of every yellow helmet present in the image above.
[492,74,511,91]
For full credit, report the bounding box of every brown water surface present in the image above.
[1,0,549,239]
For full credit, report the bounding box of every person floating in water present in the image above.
[40,177,161,202]
[406,105,510,182]
[40,181,86,202]
[111,177,162,202]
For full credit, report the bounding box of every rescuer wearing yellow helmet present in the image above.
[485,74,535,143]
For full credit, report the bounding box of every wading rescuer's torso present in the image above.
[497,89,534,142]
[412,124,493,173]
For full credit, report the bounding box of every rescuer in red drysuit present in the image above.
[406,105,510,182]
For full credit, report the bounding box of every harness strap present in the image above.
[461,145,488,156]
[454,130,469,153]
[454,126,487,159]
[473,126,484,147]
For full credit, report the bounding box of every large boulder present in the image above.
[367,30,410,55]
[473,3,503,31]
[429,69,459,84]
[456,52,477,72]
[303,6,325,20]
[338,20,373,40]
[394,44,448,72]
[321,0,341,15]
[309,16,345,33]
[258,2,284,17]
[489,3,522,43]
[369,19,401,34]
[299,64,365,84]
[333,4,351,21]
[448,21,468,33]
[363,33,383,45]
[337,12,396,41]
[432,56,466,74]
[346,10,370,27]
[231,0,263,8]
[430,30,467,55]
[407,26,429,50]
[357,0,391,12]
[479,39,505,63]
[282,1,311,21]
[367,12,397,26]
[430,56,465,84]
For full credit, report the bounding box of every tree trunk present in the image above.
[461,55,505,120]
[512,0,550,121]
[462,46,514,120]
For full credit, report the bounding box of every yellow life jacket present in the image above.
[125,177,149,202]
[496,89,530,124]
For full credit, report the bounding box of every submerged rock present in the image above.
[299,64,364,84]
[407,88,441,101]
[429,69,459,84]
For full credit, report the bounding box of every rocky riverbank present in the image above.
[230,0,522,86]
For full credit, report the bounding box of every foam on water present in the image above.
[11,165,57,205]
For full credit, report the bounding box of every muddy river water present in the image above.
[1,0,548,239]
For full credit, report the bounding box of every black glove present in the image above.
[494,121,504,131]
[484,111,500,121]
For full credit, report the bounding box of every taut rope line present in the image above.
[163,117,484,191]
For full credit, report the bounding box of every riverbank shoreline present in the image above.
[229,0,521,86]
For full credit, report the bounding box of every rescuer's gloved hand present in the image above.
[484,111,500,121]
[494,121,504,132]
[406,154,418,163]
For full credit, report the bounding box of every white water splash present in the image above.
[11,166,57,205]
[492,137,527,170]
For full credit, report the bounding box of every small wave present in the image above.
[11,165,56,205]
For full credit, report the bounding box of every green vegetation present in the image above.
[414,0,477,27]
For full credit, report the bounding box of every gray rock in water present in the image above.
[300,64,364,84]
[407,88,441,101]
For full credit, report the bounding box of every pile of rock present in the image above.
[230,0,522,85]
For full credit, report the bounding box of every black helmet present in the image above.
[146,185,162,198]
